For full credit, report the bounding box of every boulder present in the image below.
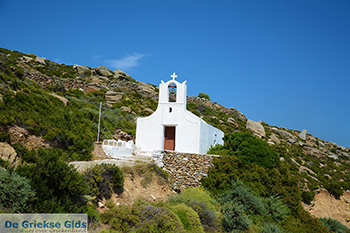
[246,119,265,138]
[271,128,295,140]
[21,56,33,62]
[105,91,123,106]
[73,64,90,75]
[34,56,47,65]
[227,117,239,128]
[120,106,132,113]
[299,129,307,140]
[143,108,155,115]
[0,142,20,166]
[114,69,132,81]
[269,134,280,145]
[303,146,326,158]
[95,66,113,77]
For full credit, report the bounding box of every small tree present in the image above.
[85,163,124,200]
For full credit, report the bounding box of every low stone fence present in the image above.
[161,151,219,191]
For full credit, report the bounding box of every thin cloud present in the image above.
[108,53,145,70]
[92,55,102,62]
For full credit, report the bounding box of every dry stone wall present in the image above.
[161,151,219,191]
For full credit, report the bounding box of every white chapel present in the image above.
[135,73,224,154]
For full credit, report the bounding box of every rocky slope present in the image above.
[1,48,350,226]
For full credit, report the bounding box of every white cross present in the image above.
[170,72,177,80]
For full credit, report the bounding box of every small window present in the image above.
[169,107,172,113]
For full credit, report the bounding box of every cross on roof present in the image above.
[170,72,177,80]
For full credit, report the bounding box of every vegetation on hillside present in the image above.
[1,48,350,232]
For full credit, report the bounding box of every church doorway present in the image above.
[164,126,176,150]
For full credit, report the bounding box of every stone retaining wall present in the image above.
[161,151,219,191]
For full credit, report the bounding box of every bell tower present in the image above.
[158,72,187,108]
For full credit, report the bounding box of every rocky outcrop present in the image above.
[271,128,295,141]
[114,69,132,81]
[246,119,266,138]
[73,64,90,75]
[227,117,239,128]
[187,96,247,122]
[8,125,49,149]
[34,56,47,65]
[0,142,20,166]
[161,151,217,191]
[96,66,113,77]
[142,108,155,115]
[299,129,307,140]
[269,134,280,145]
[105,91,124,106]
[120,106,132,113]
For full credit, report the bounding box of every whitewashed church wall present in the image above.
[199,120,225,154]
[135,111,164,152]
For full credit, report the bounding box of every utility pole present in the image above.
[97,102,102,143]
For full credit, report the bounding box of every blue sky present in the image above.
[1,0,349,147]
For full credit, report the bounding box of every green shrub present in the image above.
[219,180,266,215]
[0,168,35,212]
[85,163,124,200]
[261,222,285,233]
[178,188,216,212]
[168,203,204,232]
[320,217,348,233]
[0,131,11,143]
[198,92,210,101]
[209,132,279,169]
[186,200,218,233]
[324,182,344,199]
[301,191,315,204]
[101,205,140,232]
[15,148,88,213]
[265,195,290,223]
[101,204,184,233]
[12,142,37,163]
[86,204,100,230]
[134,205,184,233]
[221,202,251,232]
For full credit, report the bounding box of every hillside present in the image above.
[1,47,350,232]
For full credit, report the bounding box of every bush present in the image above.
[101,204,184,233]
[261,222,285,233]
[168,203,204,232]
[177,188,216,212]
[209,132,279,169]
[198,92,210,101]
[320,217,348,233]
[0,168,35,212]
[186,200,218,233]
[0,131,11,143]
[324,182,344,199]
[101,205,140,232]
[15,148,88,213]
[219,180,266,215]
[301,191,315,204]
[85,163,124,200]
[86,204,100,230]
[167,188,219,232]
[221,202,251,232]
[134,205,184,233]
[265,195,290,223]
